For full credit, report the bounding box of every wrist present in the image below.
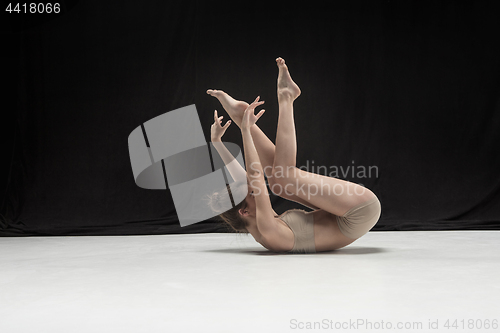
[240,126,252,134]
[211,137,222,143]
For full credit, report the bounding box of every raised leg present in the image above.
[273,57,301,174]
[272,58,376,216]
[207,89,275,178]
[207,88,317,209]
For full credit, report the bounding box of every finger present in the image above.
[251,96,262,106]
[223,120,231,129]
[251,101,265,109]
[256,109,266,120]
[218,116,224,122]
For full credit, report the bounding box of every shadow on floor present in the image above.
[204,246,388,256]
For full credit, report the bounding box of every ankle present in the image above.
[278,91,295,104]
[233,117,243,128]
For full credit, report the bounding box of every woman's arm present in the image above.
[241,97,282,236]
[210,110,247,182]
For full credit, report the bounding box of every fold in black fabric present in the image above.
[2,1,500,236]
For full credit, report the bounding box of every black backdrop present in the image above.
[2,1,500,236]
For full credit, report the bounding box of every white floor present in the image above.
[1,231,499,333]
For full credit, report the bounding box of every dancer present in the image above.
[207,57,380,254]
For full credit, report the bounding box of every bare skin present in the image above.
[208,57,377,252]
[206,90,316,210]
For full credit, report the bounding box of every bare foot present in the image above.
[276,57,301,101]
[206,89,250,127]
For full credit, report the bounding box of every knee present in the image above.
[270,166,297,187]
[350,184,377,202]
[356,191,381,219]
[361,188,379,204]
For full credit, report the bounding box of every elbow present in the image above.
[247,170,263,180]
[248,162,263,177]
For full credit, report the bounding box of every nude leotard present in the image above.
[278,198,381,254]
[278,209,316,254]
[335,197,381,240]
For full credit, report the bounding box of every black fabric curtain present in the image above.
[1,1,500,236]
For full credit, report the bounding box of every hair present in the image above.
[207,182,249,234]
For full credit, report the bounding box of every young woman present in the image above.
[207,57,381,254]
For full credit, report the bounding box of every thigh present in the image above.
[268,178,320,210]
[279,167,377,217]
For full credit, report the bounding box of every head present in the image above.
[207,181,256,233]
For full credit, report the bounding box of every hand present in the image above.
[211,110,231,141]
[241,96,265,130]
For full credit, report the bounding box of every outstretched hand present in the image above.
[241,96,265,130]
[211,110,231,141]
